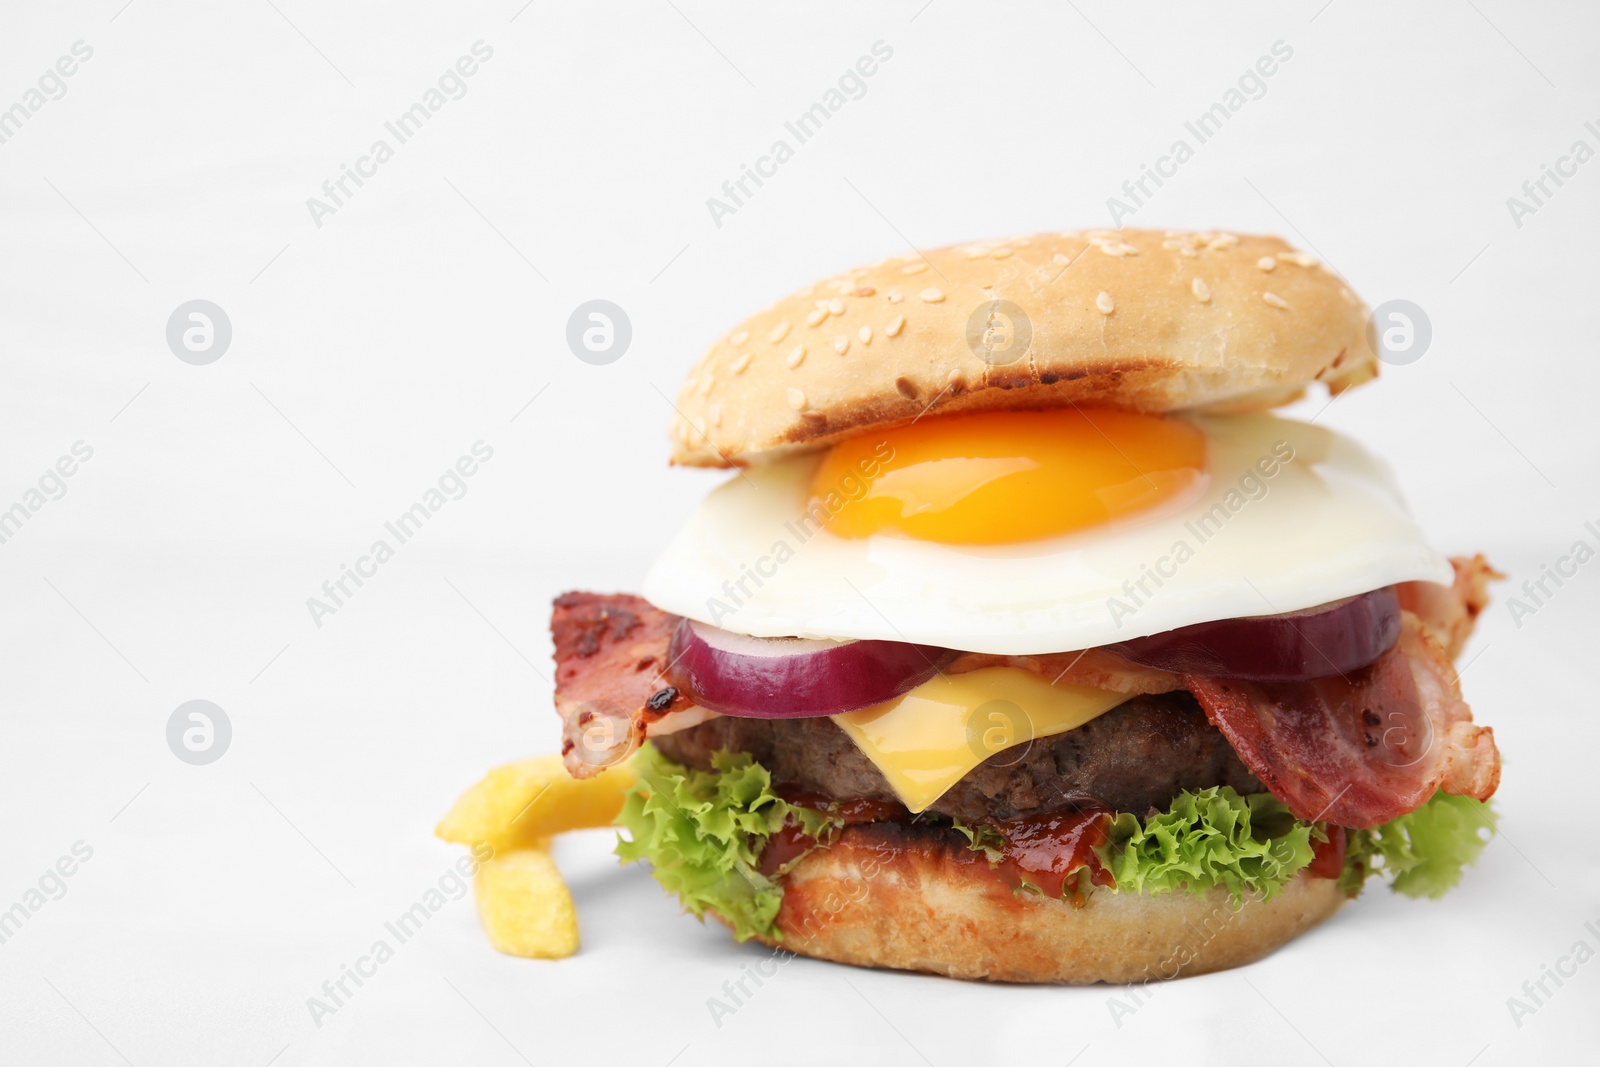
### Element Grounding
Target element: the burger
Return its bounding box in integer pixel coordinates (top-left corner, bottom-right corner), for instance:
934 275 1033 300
551 228 1501 983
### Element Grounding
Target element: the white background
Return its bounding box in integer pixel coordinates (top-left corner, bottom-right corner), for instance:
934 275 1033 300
2 2 1597 1064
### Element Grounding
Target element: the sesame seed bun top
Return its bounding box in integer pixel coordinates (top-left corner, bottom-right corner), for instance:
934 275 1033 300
669 229 1376 467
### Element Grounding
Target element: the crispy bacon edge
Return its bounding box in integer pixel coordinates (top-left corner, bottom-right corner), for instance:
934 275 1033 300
1398 554 1502 661
551 592 701 779
1184 613 1500 828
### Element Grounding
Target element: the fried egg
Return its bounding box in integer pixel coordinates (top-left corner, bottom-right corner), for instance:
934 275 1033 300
641 411 1451 655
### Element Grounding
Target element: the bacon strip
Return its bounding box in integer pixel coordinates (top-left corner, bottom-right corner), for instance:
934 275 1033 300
550 595 1186 779
1183 613 1499 829
551 593 700 778
552 562 1501 816
1397 554 1501 661
949 647 1183 696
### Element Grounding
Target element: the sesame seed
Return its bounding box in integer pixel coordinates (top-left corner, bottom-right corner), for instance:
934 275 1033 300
1095 291 1115 315
730 330 749 345
827 298 844 316
729 352 752 374
991 247 1013 259
833 335 850 355
1280 251 1317 267
786 388 807 411
1052 253 1072 266
697 374 715 395
901 263 928 275
1257 256 1276 272
920 288 945 303
887 290 904 304
895 376 918 400
708 403 723 427
1339 287 1357 305
1179 247 1198 257
805 307 828 328
1192 278 1211 302
947 369 965 389
1208 234 1240 249
850 285 876 297
786 345 806 368
1161 238 1186 250
886 314 905 337
1263 291 1290 309
769 322 791 344
858 325 873 344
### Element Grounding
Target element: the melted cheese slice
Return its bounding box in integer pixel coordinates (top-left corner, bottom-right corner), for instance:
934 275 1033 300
831 668 1128 813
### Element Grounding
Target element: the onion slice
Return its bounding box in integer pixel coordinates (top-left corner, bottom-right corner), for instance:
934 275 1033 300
665 619 956 718
1106 587 1402 681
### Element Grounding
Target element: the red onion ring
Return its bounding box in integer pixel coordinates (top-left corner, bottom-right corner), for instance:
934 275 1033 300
1106 587 1402 681
665 619 956 718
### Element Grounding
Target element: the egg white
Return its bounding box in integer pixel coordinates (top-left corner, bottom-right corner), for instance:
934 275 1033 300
641 413 1453 655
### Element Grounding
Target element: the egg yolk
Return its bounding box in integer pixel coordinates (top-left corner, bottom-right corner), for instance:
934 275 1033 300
810 408 1207 545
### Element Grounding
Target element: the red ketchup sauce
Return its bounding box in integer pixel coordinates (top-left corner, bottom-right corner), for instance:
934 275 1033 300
1308 825 1347 880
760 789 910 877
777 789 909 825
993 809 1116 905
758 823 815 878
761 789 1118 901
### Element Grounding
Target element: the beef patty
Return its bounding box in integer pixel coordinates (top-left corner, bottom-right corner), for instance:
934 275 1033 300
651 691 1263 823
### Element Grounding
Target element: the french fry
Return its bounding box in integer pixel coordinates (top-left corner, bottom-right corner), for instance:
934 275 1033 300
439 753 631 959
474 849 580 959
435 755 635 850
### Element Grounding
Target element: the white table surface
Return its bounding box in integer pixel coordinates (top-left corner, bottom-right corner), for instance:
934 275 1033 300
2 2 1596 1064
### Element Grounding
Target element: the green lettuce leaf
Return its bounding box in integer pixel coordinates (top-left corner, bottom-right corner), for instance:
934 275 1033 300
1340 792 1496 898
947 815 1005 862
614 743 836 942
1099 786 1318 904
617 744 1497 942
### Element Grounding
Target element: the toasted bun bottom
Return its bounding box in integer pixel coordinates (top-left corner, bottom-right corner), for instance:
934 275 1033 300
727 822 1344 984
